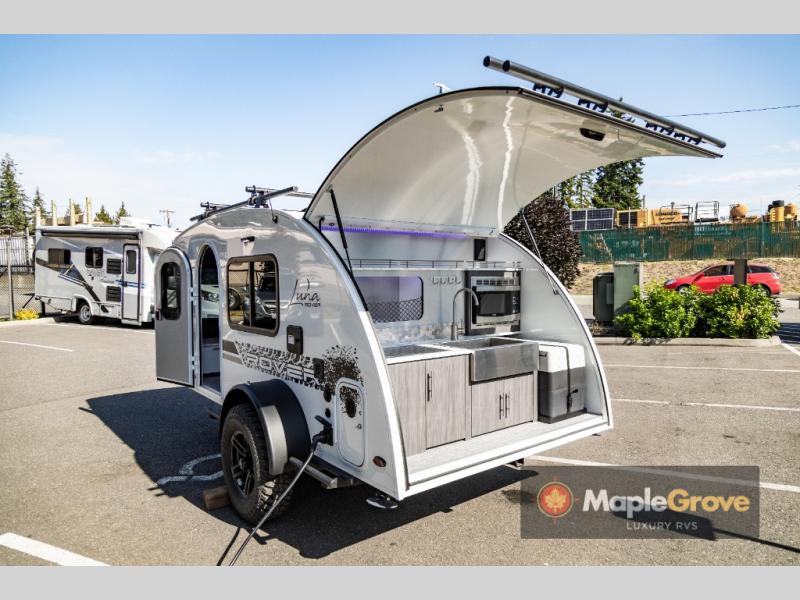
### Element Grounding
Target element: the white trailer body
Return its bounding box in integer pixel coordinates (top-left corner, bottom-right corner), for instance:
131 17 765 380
154 68 724 522
35 220 176 325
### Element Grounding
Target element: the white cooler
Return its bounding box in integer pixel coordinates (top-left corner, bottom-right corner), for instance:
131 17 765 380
537 342 586 423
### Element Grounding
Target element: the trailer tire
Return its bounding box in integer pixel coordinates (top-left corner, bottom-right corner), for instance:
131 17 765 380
76 301 96 325
221 403 295 525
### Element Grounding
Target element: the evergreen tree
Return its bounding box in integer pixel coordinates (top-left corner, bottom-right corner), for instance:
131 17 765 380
503 189 582 288
30 187 49 226
64 201 84 222
0 154 29 232
114 201 130 224
592 158 644 209
559 170 596 208
94 204 113 224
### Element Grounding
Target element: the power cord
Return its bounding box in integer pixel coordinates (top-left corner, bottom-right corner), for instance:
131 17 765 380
227 416 332 566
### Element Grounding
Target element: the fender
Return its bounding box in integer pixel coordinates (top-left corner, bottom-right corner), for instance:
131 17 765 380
220 380 310 476
72 294 94 313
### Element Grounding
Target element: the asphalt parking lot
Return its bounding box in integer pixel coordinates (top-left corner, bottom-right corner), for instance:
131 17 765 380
1 314 799 566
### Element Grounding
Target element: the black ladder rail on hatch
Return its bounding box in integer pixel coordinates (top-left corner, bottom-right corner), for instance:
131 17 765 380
483 56 726 150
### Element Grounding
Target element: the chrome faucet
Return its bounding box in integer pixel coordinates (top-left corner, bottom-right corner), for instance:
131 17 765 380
451 287 479 340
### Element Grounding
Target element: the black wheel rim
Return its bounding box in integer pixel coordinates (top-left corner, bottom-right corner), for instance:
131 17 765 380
230 432 255 496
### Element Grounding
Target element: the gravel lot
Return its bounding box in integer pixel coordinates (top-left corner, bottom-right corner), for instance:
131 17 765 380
0 318 798 565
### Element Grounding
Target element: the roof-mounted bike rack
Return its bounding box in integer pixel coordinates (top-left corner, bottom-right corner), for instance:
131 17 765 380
189 186 313 222
483 56 726 150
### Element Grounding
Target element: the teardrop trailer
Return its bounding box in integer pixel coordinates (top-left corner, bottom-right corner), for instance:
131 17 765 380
154 57 726 529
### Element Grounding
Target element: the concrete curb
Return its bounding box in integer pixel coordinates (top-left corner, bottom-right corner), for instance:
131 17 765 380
0 317 58 328
593 335 782 347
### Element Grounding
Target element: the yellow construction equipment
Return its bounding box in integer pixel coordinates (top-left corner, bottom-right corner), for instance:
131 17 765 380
615 205 691 228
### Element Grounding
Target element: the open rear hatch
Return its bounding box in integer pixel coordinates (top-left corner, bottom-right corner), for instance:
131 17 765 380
305 70 722 234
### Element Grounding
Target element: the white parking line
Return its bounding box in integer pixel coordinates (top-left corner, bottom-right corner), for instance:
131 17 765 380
783 343 800 357
47 323 153 334
605 363 800 373
614 397 800 413
527 456 800 494
0 532 106 566
0 340 73 352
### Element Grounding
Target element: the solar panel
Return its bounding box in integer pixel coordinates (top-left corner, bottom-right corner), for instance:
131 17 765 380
570 207 615 231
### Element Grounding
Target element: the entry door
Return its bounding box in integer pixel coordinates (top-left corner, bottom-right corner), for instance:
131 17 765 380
155 248 194 386
121 244 140 321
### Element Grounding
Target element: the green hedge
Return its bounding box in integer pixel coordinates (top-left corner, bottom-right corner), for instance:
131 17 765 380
614 284 780 340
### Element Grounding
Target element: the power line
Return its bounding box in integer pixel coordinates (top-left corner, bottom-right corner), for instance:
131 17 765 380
665 104 800 117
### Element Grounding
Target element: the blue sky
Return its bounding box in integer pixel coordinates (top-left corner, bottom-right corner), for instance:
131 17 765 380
1 35 799 228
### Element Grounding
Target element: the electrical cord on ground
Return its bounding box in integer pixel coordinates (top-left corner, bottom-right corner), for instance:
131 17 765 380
227 419 331 566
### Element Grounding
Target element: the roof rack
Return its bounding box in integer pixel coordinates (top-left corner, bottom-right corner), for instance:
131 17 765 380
189 186 313 222
483 56 726 150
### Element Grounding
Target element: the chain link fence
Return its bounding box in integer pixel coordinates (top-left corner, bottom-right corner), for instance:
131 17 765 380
579 221 800 263
0 233 48 321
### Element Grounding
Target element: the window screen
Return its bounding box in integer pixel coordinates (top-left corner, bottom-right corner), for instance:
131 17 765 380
356 276 423 322
227 256 279 335
125 249 137 274
227 262 249 328
160 262 181 320
47 249 71 267
252 259 278 332
85 247 103 268
106 258 122 275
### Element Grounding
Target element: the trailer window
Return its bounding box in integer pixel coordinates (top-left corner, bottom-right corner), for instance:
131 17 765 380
47 249 71 268
161 262 181 320
125 250 137 274
252 259 278 332
227 262 249 328
356 276 423 322
85 247 103 268
227 255 279 335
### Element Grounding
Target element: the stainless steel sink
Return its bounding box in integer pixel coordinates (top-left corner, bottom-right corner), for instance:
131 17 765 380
383 344 450 359
440 336 523 350
439 336 538 382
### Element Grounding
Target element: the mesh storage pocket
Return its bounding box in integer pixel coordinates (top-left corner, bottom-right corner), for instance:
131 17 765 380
368 297 423 323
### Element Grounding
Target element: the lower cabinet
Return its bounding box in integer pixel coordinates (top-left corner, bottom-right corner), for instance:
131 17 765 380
388 355 468 455
471 374 535 437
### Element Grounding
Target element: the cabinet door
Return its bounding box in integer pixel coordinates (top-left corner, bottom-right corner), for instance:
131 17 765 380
387 361 427 456
425 355 468 448
505 374 535 426
471 379 505 436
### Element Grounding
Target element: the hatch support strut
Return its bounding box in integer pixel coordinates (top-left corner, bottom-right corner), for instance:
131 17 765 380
329 188 354 276
520 209 559 296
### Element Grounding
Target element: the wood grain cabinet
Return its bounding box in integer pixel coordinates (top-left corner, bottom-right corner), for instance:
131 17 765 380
388 355 468 455
471 374 535 437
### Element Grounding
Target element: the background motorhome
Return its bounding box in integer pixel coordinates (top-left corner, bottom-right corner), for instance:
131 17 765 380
35 215 176 325
154 59 724 529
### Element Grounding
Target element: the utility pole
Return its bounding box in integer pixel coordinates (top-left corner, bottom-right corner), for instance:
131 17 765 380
159 209 175 228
